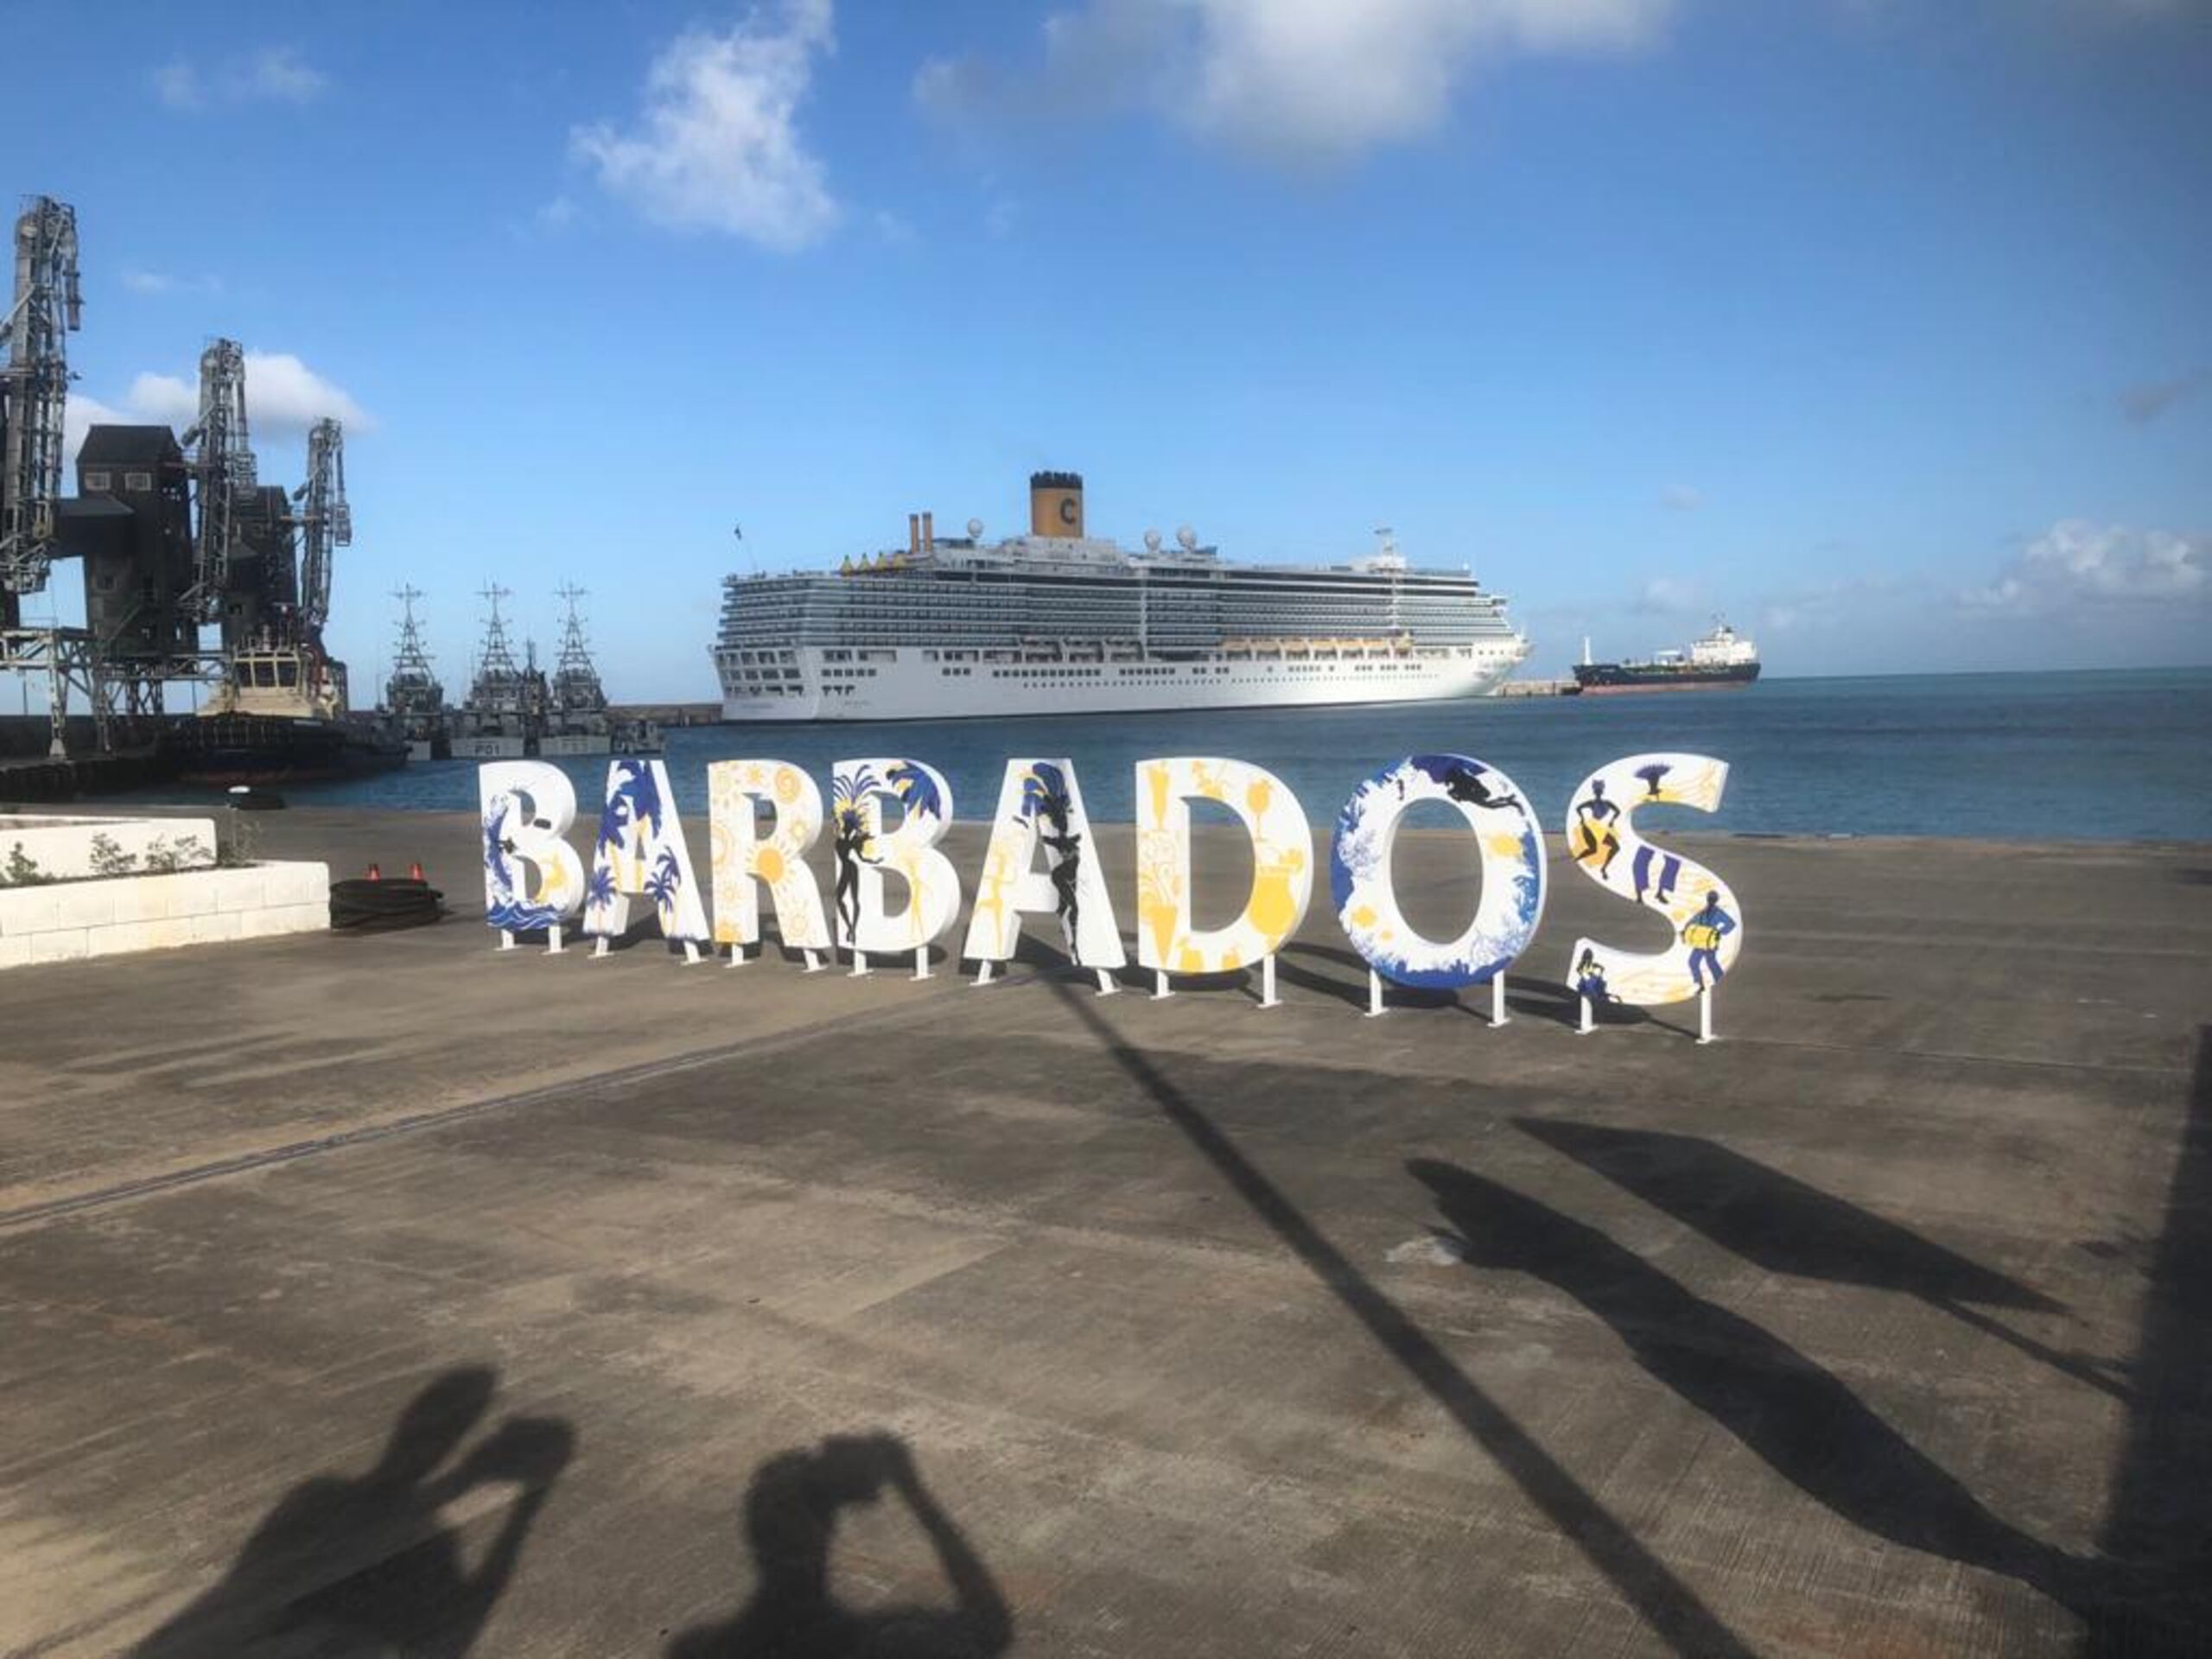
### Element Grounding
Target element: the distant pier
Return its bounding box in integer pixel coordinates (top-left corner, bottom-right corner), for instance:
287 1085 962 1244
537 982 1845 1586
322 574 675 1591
1494 676 1582 697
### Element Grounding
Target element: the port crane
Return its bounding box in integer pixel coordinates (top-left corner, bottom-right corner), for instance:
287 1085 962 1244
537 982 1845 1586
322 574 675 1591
0 196 114 754
1 196 80 607
180 337 254 626
4 200 359 754
291 416 349 641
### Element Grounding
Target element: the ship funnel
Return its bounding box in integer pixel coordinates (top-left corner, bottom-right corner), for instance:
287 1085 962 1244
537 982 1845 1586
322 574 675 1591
921 511 934 551
1030 470 1084 537
907 512 921 556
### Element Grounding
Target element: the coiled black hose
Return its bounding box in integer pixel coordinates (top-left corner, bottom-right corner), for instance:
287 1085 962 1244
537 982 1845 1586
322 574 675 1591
328 877 444 931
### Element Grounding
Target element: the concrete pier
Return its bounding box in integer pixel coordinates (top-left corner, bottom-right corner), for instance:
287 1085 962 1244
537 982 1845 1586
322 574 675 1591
1 809 2207 1656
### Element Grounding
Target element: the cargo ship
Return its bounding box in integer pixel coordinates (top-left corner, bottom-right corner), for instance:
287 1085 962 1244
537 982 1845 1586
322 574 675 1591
713 471 1529 721
1572 620 1760 694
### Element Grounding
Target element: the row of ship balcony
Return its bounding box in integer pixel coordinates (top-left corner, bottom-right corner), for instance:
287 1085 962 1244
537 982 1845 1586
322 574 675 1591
718 635 1482 666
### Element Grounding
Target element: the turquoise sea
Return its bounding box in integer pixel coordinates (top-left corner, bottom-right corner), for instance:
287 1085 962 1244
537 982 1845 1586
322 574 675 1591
123 668 2212 842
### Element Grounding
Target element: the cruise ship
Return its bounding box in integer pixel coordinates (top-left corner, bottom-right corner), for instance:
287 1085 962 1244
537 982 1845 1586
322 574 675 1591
713 473 1529 721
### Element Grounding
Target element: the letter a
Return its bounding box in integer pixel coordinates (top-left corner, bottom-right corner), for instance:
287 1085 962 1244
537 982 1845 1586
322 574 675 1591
585 758 711 949
963 759 1125 969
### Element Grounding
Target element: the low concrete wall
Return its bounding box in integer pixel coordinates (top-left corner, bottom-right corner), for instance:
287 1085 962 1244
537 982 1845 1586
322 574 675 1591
0 861 329 969
0 813 218 880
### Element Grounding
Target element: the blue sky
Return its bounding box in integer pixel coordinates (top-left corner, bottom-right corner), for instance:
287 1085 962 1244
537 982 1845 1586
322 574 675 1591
8 0 2208 697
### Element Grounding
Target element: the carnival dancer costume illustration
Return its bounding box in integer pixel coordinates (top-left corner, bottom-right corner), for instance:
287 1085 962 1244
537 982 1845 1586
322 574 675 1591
1631 845 1681 906
1017 764 1084 956
1683 892 1737 988
831 805 877 947
1573 779 1623 878
1573 948 1611 1007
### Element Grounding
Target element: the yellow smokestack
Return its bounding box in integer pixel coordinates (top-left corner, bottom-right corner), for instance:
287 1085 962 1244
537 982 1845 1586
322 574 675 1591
907 512 920 556
1029 471 1084 537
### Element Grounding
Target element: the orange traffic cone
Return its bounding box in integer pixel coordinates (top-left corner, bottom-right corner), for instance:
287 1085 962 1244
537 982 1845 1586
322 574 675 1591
409 861 424 880
366 862 381 880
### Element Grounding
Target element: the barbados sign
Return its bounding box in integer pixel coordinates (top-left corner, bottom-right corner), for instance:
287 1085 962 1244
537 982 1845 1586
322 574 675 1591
480 749 1745 1037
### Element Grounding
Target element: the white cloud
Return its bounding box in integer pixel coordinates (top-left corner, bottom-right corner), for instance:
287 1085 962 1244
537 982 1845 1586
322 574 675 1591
2119 370 2207 424
918 0 1677 162
247 46 327 104
1961 520 2207 614
1659 483 1705 512
80 353 371 447
63 394 127 465
154 46 327 111
572 0 840 250
1632 574 1705 614
153 60 204 111
118 268 222 297
122 372 199 428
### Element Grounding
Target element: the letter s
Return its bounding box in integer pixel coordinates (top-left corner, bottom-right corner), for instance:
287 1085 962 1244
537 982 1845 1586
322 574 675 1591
1564 753 1742 1006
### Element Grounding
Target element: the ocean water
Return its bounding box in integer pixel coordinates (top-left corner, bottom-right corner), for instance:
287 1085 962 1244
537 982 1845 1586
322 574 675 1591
121 668 2212 842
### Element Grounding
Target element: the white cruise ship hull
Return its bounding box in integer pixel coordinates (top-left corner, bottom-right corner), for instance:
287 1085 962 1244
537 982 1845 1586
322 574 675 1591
720 641 1527 723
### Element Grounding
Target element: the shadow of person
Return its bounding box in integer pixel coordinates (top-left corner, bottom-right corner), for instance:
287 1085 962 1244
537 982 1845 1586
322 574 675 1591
670 1433 1011 1659
132 1364 575 1658
1407 1159 2101 1621
1514 1120 2128 1401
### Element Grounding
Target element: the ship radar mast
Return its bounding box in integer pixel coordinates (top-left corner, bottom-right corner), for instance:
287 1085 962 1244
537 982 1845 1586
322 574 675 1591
475 582 520 679
551 582 607 715
1356 525 1407 575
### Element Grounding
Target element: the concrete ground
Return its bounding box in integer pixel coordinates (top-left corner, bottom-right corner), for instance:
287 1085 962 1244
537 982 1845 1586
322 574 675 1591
1 808 2208 1656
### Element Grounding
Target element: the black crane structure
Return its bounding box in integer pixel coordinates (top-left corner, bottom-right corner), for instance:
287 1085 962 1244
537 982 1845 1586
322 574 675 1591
1 193 358 752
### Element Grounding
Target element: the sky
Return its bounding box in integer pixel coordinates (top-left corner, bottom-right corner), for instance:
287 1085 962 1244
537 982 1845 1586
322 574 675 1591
6 0 2209 697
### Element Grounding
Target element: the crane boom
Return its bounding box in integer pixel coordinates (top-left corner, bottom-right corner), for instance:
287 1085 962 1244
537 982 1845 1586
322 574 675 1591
292 416 348 633
181 337 253 624
1 195 83 600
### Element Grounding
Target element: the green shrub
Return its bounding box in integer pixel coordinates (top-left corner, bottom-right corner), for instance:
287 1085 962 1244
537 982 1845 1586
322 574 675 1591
2 842 48 887
88 832 138 877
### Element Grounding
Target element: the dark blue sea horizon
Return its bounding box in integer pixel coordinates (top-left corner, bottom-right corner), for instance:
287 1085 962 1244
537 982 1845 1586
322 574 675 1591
117 666 2212 842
